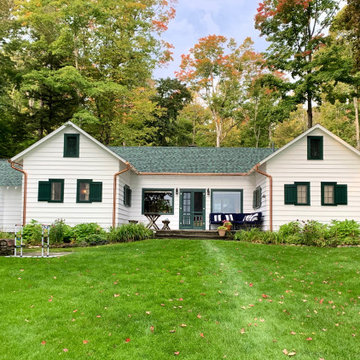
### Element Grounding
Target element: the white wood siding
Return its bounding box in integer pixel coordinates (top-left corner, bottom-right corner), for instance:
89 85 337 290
116 167 135 226
0 186 22 232
254 165 269 230
23 127 119 229
125 175 256 230
267 128 360 231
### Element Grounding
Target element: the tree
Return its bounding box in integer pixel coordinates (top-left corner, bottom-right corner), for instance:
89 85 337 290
149 78 192 146
255 0 339 128
176 36 258 147
316 7 360 147
0 0 176 151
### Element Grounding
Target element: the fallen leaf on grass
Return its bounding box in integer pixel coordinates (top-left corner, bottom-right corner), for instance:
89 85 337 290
290 331 296 335
174 351 180 355
41 341 46 345
306 337 312 341
96 315 101 318
169 330 176 333
240 328 245 334
125 338 131 343
63 349 68 352
73 309 78 313
150 326 154 332
180 324 187 327
83 340 88 344
197 314 202 319
146 311 151 315
200 333 204 338
249 283 253 287
114 294 120 297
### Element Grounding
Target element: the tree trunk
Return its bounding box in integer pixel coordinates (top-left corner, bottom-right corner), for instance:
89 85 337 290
307 91 313 129
214 112 222 147
354 96 360 149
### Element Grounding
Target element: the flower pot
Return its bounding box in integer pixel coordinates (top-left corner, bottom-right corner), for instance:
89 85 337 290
218 229 226 237
225 225 232 231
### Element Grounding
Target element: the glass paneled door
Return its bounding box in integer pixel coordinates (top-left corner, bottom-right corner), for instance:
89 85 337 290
179 189 206 230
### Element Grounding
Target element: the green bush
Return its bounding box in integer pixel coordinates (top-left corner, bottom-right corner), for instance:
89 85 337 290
49 219 74 244
301 220 329 246
0 232 13 239
329 220 360 244
86 233 109 246
278 221 302 242
108 223 153 243
72 223 105 243
21 220 43 245
234 228 263 242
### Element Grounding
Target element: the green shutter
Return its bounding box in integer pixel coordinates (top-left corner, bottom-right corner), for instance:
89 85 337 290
335 184 347 205
123 185 131 207
284 184 296 205
90 182 102 202
38 181 51 201
64 134 80 157
253 187 262 209
127 188 132 207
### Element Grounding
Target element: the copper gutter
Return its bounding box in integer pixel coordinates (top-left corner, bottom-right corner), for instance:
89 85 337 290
8 160 28 226
112 162 131 228
254 164 273 232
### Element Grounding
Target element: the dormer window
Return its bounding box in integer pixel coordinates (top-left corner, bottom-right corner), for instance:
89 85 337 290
64 134 79 157
307 136 323 160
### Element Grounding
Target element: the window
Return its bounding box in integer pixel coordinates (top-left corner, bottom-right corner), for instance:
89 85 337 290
123 185 132 207
253 187 262 209
211 190 243 213
77 179 102 203
142 189 174 214
38 179 64 202
284 182 310 205
321 182 347 206
307 136 323 160
64 134 80 157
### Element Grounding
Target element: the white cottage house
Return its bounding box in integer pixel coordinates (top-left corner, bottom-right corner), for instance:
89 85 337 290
1 121 360 233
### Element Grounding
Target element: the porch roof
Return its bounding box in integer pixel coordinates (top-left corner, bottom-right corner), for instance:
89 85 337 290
0 160 22 186
109 146 275 174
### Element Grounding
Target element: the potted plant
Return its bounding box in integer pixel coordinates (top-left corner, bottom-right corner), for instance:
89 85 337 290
223 220 232 231
217 226 227 237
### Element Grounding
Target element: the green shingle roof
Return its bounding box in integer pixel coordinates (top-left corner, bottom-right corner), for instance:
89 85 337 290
0 160 22 186
109 147 275 173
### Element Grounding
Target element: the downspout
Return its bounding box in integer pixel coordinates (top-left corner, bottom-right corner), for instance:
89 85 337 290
8 160 28 226
112 162 131 228
254 164 273 232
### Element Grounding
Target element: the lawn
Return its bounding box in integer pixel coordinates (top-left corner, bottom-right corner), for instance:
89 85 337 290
0 240 359 360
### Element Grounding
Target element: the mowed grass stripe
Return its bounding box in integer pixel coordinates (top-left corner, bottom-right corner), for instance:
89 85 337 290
0 240 359 359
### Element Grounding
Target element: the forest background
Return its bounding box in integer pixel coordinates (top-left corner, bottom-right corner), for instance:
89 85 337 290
0 0 359 157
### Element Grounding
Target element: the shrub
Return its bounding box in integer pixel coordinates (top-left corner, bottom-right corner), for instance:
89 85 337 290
234 228 263 242
0 232 13 239
301 220 329 246
86 233 109 246
72 223 105 243
329 220 360 244
49 219 74 244
108 223 153 243
21 220 43 245
278 221 301 242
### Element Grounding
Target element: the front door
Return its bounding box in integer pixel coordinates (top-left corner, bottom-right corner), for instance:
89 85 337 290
179 189 206 230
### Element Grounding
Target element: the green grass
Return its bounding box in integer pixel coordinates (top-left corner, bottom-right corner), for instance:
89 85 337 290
1 240 359 360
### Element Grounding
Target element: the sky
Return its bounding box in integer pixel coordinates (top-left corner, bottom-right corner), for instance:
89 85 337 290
153 0 269 79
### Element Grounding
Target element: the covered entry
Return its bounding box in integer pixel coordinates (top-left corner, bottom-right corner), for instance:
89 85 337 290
179 189 206 230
